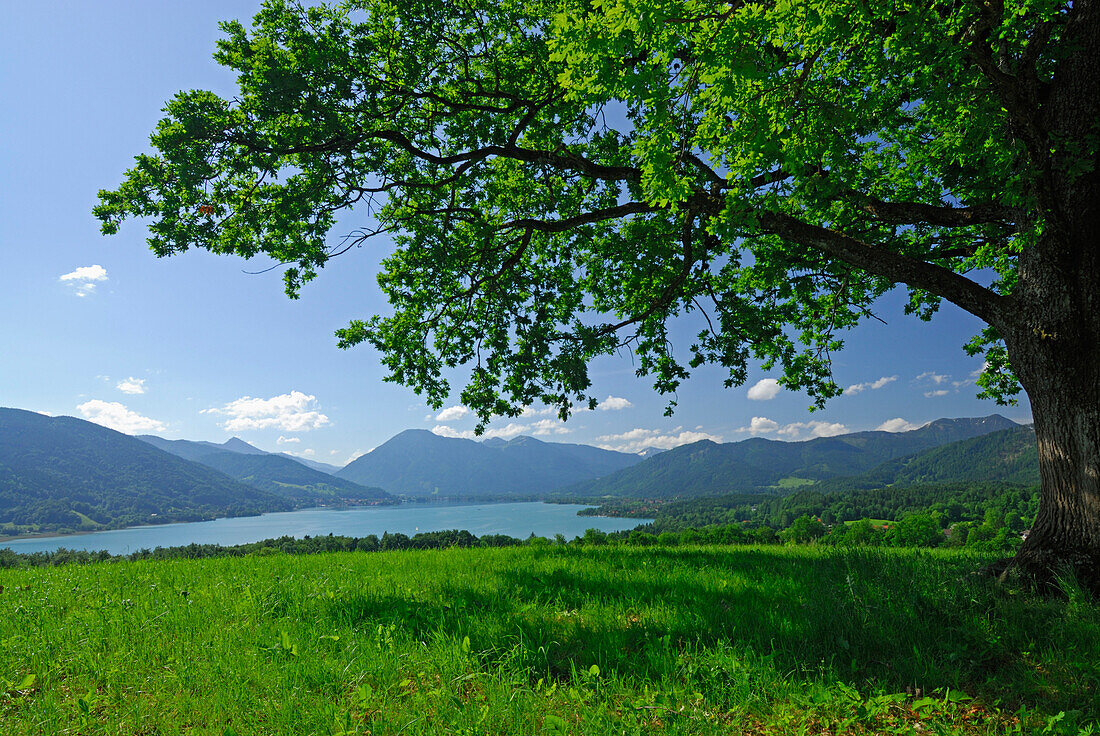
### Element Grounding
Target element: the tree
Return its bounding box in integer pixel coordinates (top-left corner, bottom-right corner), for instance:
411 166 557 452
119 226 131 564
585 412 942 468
888 512 943 548
95 0 1099 591
780 515 826 544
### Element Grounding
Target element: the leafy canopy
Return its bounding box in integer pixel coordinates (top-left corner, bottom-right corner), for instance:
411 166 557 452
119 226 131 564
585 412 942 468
97 0 1061 427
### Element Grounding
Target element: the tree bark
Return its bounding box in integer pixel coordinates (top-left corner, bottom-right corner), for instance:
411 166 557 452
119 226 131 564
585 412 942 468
1004 350 1100 593
1000 218 1100 594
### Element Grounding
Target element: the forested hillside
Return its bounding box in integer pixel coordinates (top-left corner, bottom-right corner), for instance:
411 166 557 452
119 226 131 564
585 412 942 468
0 408 290 535
812 425 1038 491
193 451 393 505
562 416 1018 498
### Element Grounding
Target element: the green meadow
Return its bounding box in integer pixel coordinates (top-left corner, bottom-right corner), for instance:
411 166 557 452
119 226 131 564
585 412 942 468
1 545 1097 735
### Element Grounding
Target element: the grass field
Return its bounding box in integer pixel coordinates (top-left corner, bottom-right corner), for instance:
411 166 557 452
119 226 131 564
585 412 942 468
1 545 1097 734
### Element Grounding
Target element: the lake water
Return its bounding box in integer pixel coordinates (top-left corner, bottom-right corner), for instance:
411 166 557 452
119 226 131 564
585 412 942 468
0 502 648 556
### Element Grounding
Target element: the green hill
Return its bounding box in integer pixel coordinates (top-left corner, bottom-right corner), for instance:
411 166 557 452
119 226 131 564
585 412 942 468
0 408 290 535
0 545 1093 733
561 415 1019 498
813 425 1038 491
192 451 393 505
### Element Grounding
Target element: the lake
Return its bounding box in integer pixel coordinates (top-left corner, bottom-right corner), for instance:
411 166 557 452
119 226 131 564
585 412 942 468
0 502 648 556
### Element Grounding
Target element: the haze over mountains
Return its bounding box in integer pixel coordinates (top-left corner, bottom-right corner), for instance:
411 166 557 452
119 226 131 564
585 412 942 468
138 435 341 474
137 436 391 505
1 404 1036 537
337 430 645 498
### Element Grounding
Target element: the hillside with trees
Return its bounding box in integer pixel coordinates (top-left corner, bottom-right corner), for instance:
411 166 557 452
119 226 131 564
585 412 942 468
812 425 1039 492
192 450 393 505
561 416 1017 498
0 408 289 536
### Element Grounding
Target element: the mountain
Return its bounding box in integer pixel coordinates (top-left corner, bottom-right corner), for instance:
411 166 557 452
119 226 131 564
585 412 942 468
274 454 342 474
0 408 290 535
136 435 261 463
560 415 1020 499
637 447 666 459
336 430 644 497
813 424 1039 491
189 451 392 505
219 437 267 455
138 435 343 475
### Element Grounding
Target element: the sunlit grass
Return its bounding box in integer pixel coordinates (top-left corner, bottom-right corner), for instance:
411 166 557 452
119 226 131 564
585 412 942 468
1 546 1096 734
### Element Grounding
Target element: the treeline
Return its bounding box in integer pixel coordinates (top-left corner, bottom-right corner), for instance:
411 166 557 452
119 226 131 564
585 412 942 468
0 529 528 569
0 505 272 539
581 482 1038 533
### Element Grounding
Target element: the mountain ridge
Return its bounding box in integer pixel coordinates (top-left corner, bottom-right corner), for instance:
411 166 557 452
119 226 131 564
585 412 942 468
337 429 644 497
190 450 393 505
558 415 1020 499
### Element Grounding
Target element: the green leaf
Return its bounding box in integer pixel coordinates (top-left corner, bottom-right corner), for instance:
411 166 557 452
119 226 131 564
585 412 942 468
543 714 568 733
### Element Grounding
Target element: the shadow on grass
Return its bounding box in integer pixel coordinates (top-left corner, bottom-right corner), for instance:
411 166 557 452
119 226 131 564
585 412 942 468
322 546 1098 715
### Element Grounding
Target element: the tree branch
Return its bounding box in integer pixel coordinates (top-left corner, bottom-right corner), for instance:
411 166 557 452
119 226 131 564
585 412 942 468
229 130 643 184
501 202 659 233
756 210 1010 326
846 193 1017 227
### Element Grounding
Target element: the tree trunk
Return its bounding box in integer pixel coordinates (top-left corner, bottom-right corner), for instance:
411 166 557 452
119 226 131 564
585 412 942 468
1000 226 1100 594
998 2 1100 592
1004 357 1100 593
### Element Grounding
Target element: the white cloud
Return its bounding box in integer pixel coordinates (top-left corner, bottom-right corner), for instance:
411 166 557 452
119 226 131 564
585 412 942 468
60 265 108 282
77 399 166 434
777 420 848 439
276 436 300 445
432 422 529 440
520 406 558 417
598 395 633 411
916 371 949 385
435 405 470 422
286 448 316 457
59 265 108 297
204 391 330 432
746 378 781 401
116 377 146 395
596 427 721 454
846 375 897 395
433 416 573 440
528 419 572 436
876 417 922 433
737 416 847 439
739 416 780 435
345 449 368 464
925 389 950 398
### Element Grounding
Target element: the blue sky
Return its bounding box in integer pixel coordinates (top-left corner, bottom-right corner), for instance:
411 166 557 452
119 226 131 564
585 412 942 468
0 1 1031 465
